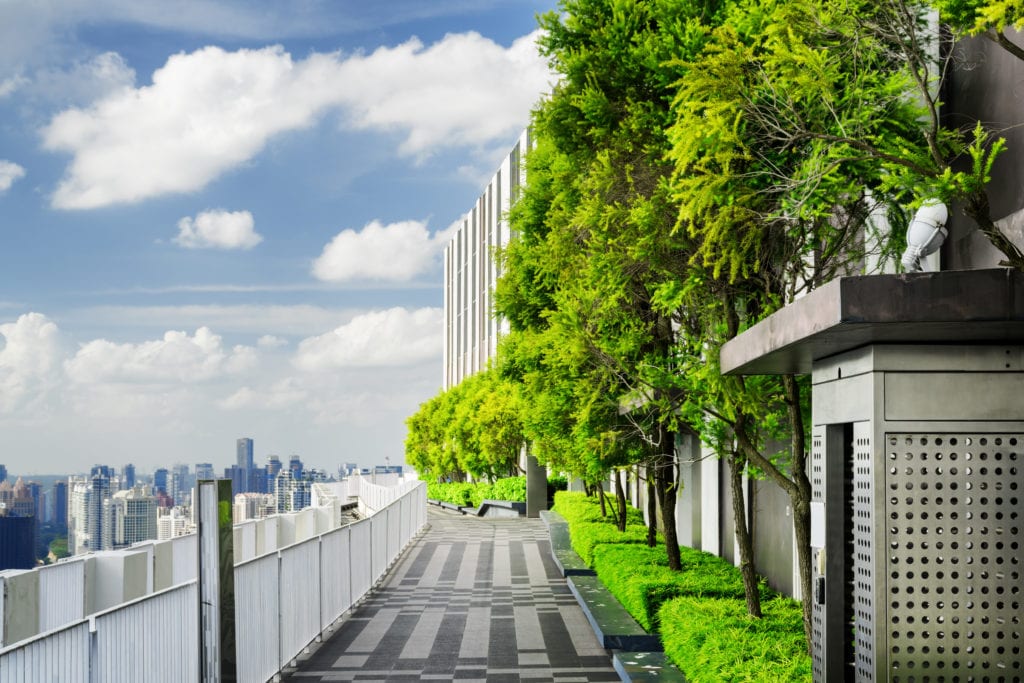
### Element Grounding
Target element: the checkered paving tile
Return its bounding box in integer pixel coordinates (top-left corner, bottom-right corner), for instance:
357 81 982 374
285 508 618 682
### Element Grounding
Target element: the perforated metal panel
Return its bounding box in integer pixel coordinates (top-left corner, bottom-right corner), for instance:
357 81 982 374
886 432 1024 682
812 428 825 681
853 423 875 680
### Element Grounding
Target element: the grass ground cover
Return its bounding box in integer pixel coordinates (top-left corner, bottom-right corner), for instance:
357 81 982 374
552 489 810 681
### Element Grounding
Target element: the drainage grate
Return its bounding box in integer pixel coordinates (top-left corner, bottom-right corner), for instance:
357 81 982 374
886 433 1023 682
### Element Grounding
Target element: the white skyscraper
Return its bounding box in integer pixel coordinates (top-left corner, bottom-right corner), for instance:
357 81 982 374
111 485 158 548
442 129 528 389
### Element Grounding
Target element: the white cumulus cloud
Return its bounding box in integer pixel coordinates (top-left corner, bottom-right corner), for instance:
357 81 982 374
41 33 551 209
0 161 26 193
294 307 441 370
311 219 450 283
65 327 257 384
0 313 64 413
333 30 550 156
174 209 262 250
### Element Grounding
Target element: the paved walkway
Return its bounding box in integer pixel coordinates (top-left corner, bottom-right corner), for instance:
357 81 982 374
287 507 618 682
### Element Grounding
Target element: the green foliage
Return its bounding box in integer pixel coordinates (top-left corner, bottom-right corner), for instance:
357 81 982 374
427 477 528 507
406 368 526 482
658 596 811 682
593 543 762 631
479 476 528 504
570 521 651 565
427 482 478 507
934 0 1024 34
552 490 644 525
553 490 650 563
48 535 69 560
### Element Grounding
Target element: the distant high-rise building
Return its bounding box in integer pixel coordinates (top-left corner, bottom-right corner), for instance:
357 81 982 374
169 464 190 506
0 464 7 483
153 468 168 495
0 511 36 570
26 481 43 519
274 469 293 513
288 455 303 480
237 438 254 493
111 485 157 548
266 455 282 479
195 463 215 481
123 463 136 489
85 473 111 552
53 481 68 533
290 479 311 511
90 464 114 479
226 465 245 496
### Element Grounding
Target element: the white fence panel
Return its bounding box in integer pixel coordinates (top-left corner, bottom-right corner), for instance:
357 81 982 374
0 620 89 683
92 583 197 683
235 553 280 683
349 519 372 602
319 527 352 631
171 534 197 585
278 539 321 668
400 496 412 548
370 515 388 584
386 506 400 563
38 561 85 633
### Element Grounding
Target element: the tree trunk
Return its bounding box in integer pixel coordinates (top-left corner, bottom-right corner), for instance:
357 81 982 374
645 466 658 547
614 469 628 532
728 440 762 618
783 374 814 651
598 480 607 517
654 424 681 571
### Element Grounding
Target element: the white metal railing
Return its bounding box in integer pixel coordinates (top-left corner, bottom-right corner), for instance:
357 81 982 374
0 480 427 683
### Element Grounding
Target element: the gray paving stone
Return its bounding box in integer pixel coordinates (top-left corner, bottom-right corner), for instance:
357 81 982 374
285 508 618 683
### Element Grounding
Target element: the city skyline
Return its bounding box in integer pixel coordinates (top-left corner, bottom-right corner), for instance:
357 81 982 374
0 1 555 474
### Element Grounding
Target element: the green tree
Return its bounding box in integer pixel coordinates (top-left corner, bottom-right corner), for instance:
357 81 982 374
934 0 1024 61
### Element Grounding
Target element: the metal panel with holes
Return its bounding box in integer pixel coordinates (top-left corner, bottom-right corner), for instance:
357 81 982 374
884 432 1023 682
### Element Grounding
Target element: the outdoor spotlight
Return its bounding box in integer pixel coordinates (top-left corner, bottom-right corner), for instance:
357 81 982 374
900 199 949 272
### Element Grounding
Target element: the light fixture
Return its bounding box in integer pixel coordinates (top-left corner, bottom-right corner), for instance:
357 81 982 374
900 199 948 272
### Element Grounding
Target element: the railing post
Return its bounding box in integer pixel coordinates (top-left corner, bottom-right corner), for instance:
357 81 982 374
197 479 236 683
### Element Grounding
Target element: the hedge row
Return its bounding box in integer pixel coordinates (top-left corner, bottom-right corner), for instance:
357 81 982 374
658 597 811 682
552 489 811 681
427 476 530 507
591 543 769 631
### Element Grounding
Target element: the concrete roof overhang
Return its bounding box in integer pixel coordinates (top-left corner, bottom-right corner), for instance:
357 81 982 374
720 268 1024 375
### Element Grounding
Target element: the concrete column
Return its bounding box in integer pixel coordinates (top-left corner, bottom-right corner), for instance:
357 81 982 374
525 455 547 518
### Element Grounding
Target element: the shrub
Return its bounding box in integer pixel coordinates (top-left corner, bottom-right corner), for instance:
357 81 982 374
427 482 477 507
488 476 527 502
658 596 811 682
592 544 763 631
570 521 650 566
552 490 645 526
428 477 527 507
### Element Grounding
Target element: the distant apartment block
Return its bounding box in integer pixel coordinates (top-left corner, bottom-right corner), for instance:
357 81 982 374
442 129 529 389
110 485 158 548
156 507 192 540
233 492 275 523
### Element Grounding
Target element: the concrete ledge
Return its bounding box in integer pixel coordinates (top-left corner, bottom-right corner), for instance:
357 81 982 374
540 510 594 577
721 268 1024 375
567 575 661 652
613 652 687 682
427 498 525 517
471 499 526 518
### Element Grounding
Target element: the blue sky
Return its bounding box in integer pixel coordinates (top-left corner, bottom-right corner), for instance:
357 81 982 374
0 0 555 476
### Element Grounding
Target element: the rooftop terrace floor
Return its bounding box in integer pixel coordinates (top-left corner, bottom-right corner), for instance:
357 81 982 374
285 507 618 683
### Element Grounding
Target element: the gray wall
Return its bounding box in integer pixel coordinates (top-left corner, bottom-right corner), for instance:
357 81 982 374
752 478 795 596
946 30 1024 269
